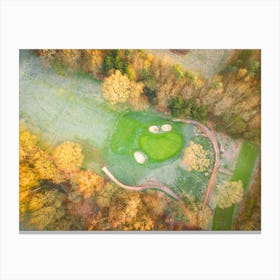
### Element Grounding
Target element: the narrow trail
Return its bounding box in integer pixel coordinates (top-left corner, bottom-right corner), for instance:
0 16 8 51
102 118 220 207
172 118 220 207
102 166 180 200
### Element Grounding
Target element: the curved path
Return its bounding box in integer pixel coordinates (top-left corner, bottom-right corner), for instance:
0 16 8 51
102 166 180 200
102 119 220 207
172 118 220 207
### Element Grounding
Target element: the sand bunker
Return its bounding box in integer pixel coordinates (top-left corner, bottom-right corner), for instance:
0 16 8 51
134 151 147 164
148 125 159 134
161 124 172 132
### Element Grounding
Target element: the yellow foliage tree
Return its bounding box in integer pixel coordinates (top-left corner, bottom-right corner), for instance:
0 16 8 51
20 164 40 191
81 50 104 76
34 150 62 183
128 80 145 109
237 68 248 79
20 128 65 193
185 201 213 230
182 141 210 172
56 49 81 70
101 70 144 107
53 141 84 173
126 64 137 81
126 50 153 81
214 180 244 209
108 191 142 229
107 190 158 231
27 189 66 230
123 212 155 231
19 130 39 162
20 189 31 215
71 169 104 199
95 182 118 208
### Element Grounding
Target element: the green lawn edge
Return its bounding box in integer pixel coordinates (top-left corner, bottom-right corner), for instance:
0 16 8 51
212 141 259 230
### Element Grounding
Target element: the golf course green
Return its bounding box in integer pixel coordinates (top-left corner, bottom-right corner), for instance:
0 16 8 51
110 111 184 163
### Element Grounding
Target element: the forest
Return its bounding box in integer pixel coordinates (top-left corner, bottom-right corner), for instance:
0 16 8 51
34 49 261 142
19 49 261 231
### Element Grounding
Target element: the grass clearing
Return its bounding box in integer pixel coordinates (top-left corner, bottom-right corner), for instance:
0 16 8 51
212 142 259 230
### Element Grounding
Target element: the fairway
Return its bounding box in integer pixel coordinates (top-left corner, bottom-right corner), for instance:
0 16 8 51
212 142 259 230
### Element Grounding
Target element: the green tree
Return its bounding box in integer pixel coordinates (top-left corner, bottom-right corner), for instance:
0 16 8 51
102 50 128 76
168 97 207 122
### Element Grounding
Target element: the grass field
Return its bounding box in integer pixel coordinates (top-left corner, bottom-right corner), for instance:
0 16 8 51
212 142 259 230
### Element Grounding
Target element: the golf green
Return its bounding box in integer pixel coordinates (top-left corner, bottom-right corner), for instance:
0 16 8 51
139 131 184 161
110 111 185 163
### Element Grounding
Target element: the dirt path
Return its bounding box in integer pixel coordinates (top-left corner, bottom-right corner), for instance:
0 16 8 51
173 118 220 208
102 166 180 200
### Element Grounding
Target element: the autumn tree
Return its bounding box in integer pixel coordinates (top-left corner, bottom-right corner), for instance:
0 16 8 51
53 141 84 173
213 180 244 209
101 70 144 108
55 49 81 70
108 191 142 229
95 182 119 208
185 201 213 230
26 188 66 230
19 129 39 162
20 164 40 191
182 141 211 172
34 49 57 68
71 169 104 199
125 50 153 81
80 50 104 77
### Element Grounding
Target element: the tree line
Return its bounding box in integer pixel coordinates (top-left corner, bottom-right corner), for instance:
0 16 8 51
34 49 261 143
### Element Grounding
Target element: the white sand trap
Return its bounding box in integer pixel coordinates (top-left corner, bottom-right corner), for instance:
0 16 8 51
161 124 172 132
134 151 146 164
149 125 159 134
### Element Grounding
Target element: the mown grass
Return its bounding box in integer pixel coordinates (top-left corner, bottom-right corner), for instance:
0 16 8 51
110 111 184 163
111 116 143 155
212 142 259 230
139 131 184 161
